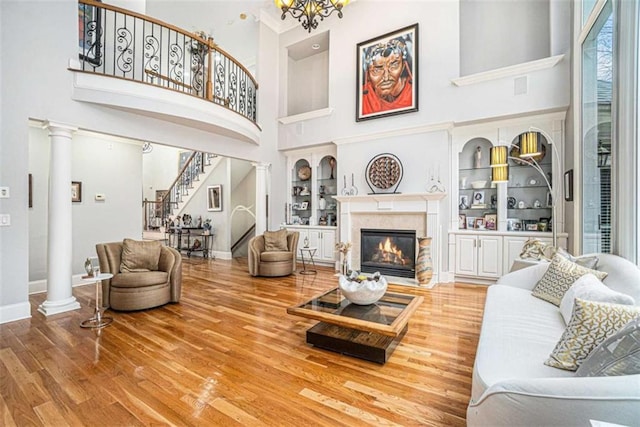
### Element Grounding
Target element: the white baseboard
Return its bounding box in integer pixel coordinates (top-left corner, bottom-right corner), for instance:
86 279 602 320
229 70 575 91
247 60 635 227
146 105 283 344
0 302 31 325
30 274 95 295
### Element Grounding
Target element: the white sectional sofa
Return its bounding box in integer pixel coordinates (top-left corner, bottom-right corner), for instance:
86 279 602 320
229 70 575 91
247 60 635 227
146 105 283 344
467 254 640 426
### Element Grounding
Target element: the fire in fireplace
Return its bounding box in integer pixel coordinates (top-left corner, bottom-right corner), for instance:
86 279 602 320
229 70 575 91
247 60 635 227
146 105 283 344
360 229 416 278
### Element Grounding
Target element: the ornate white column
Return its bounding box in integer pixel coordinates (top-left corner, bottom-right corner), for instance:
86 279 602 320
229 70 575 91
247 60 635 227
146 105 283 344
38 121 81 316
252 162 270 234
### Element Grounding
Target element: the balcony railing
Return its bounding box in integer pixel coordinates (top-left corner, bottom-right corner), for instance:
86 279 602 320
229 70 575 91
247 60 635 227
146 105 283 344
78 0 258 125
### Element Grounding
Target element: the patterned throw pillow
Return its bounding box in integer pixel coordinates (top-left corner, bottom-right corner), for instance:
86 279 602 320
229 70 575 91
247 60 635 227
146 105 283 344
555 247 599 270
559 273 635 324
545 298 640 371
263 229 289 252
532 254 608 306
576 317 640 377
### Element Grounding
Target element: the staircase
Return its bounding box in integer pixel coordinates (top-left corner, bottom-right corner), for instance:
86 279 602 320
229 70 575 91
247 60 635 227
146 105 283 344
143 151 221 239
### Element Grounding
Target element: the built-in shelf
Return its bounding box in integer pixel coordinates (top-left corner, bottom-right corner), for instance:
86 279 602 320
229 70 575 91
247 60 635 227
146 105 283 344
278 107 334 125
451 54 565 87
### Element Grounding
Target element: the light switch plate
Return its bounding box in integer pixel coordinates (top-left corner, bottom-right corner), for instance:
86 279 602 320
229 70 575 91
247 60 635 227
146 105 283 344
0 187 9 198
0 214 10 226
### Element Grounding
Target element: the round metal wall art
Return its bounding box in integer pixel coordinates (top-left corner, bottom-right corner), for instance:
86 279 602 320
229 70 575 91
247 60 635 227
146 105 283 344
365 153 403 194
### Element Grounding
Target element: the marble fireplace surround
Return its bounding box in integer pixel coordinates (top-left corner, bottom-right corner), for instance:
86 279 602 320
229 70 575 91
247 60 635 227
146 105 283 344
335 193 446 286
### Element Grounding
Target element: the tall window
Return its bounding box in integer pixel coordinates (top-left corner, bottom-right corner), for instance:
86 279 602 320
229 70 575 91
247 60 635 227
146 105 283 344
581 2 613 253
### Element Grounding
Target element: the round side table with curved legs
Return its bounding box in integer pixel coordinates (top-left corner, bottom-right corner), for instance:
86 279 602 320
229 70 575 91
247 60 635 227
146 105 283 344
299 247 318 275
80 273 114 329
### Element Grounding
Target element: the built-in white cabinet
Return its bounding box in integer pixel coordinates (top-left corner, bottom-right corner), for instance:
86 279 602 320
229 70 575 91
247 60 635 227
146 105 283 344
503 235 552 273
309 228 336 263
451 231 562 282
286 225 337 266
455 234 502 278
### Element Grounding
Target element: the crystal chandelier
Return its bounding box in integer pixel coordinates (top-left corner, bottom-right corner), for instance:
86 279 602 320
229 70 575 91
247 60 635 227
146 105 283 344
274 0 350 33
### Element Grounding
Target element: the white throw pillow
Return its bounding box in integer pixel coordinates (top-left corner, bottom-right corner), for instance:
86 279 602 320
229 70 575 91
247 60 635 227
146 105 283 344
559 274 635 324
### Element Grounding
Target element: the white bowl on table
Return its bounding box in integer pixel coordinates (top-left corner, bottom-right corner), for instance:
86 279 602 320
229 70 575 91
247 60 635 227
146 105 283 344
471 180 487 189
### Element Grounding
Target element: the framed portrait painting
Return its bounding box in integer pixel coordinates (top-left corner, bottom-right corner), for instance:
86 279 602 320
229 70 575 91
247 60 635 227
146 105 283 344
207 185 222 211
356 23 419 122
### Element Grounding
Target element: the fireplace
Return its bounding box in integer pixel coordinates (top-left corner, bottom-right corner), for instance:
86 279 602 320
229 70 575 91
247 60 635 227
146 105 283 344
360 229 416 278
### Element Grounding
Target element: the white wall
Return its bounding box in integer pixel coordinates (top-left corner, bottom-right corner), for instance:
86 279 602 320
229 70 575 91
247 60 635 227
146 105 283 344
460 0 551 75
142 144 182 202
230 159 256 257
28 126 143 282
276 0 569 151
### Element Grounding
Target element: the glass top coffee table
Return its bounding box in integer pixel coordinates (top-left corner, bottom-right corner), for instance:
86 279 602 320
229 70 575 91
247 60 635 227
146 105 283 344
287 288 423 363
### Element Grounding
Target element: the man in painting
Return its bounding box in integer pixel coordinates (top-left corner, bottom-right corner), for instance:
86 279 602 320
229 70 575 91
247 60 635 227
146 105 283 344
361 37 413 115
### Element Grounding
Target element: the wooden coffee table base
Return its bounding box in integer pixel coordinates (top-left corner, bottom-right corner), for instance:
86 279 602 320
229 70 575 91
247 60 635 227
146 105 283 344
306 322 408 364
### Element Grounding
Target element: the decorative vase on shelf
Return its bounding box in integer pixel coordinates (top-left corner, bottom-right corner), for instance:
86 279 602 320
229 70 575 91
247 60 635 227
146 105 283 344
318 196 327 210
416 237 433 285
340 255 349 275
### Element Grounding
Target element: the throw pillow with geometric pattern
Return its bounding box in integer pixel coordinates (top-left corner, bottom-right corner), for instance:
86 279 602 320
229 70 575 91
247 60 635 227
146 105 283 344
532 254 609 306
545 298 640 371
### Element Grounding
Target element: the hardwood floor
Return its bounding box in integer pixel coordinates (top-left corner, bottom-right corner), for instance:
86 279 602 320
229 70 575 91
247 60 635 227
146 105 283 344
0 258 487 426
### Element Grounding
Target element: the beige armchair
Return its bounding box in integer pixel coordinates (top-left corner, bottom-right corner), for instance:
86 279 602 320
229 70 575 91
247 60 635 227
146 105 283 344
248 230 299 277
95 239 182 311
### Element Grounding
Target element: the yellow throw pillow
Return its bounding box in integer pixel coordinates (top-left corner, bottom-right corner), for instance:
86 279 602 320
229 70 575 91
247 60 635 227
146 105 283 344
120 238 162 272
532 254 608 306
263 229 289 252
545 298 640 371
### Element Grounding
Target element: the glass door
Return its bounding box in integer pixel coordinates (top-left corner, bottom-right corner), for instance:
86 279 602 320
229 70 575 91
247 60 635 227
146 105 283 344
581 1 614 253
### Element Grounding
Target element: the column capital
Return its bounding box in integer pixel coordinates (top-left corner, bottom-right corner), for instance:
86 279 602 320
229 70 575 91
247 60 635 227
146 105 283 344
251 162 271 171
42 121 78 138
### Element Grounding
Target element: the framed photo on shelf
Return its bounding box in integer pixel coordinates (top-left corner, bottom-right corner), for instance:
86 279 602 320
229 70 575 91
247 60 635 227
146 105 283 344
356 23 419 122
526 223 539 231
467 216 478 229
474 218 485 229
484 214 497 230
459 195 470 210
300 201 309 210
458 214 467 229
546 191 553 207
71 181 82 203
472 191 485 205
207 185 222 211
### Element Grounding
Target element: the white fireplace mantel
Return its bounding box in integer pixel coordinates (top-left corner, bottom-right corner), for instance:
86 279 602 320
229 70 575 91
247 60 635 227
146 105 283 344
336 192 447 286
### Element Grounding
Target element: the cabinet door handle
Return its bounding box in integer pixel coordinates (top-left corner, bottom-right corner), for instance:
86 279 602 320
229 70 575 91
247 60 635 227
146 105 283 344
473 239 476 248
478 239 482 248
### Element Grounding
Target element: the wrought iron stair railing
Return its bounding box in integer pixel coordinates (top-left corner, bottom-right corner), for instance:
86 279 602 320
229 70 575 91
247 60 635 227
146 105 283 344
78 0 258 125
143 151 216 230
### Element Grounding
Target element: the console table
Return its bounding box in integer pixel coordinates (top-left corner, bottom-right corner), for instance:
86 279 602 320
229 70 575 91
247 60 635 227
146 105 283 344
166 227 214 258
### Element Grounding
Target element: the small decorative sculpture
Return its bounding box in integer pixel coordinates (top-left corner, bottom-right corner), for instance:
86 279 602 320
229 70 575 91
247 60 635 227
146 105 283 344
328 157 336 179
474 146 482 169
84 258 94 277
520 238 552 261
